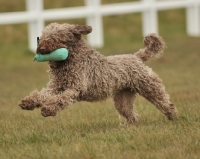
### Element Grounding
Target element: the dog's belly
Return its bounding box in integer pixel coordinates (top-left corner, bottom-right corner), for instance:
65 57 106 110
79 86 111 102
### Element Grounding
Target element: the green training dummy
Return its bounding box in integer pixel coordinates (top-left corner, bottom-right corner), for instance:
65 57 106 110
33 37 68 62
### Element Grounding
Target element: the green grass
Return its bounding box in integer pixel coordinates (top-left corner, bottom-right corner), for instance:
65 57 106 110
0 1 200 159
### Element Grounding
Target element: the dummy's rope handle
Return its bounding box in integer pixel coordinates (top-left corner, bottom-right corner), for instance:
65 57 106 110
37 37 39 46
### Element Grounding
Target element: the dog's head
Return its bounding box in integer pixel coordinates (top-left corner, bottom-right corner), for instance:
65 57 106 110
36 23 92 54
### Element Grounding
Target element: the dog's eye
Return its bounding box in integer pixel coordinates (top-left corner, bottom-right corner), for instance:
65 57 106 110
67 33 74 41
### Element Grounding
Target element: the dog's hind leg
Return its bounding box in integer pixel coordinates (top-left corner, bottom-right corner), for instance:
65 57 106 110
137 72 178 120
113 89 139 125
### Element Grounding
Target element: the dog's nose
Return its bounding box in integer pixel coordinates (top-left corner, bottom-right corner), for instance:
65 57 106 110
37 46 47 54
40 47 46 52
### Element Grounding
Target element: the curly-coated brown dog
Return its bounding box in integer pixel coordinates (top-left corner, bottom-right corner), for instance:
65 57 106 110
19 23 178 125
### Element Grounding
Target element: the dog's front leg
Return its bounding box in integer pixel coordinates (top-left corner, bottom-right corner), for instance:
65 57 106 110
19 87 52 111
41 89 79 117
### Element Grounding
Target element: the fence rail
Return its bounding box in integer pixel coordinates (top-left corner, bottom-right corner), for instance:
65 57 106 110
0 0 200 52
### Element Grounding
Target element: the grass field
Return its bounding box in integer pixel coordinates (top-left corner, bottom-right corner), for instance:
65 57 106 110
0 1 200 159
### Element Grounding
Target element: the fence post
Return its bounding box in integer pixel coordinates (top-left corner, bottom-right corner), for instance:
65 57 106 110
142 0 158 36
186 0 200 36
85 0 103 47
26 0 44 52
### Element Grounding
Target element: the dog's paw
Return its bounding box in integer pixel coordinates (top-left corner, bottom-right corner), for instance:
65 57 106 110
19 99 41 110
119 121 139 128
41 106 58 117
166 104 178 120
119 116 139 128
127 118 139 125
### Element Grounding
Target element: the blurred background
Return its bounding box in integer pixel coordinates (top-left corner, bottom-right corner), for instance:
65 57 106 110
0 0 199 120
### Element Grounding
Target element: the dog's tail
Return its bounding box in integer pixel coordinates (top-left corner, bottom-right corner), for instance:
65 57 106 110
135 33 166 62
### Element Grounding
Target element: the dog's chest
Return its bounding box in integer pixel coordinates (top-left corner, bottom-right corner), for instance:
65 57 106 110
50 65 84 91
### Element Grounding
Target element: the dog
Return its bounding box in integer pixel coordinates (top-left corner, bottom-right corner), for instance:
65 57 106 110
19 23 178 125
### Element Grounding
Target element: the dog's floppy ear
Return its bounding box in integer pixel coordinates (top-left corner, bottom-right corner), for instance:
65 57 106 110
71 25 92 35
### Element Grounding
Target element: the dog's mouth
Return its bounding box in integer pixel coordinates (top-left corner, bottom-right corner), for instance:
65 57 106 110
38 52 51 55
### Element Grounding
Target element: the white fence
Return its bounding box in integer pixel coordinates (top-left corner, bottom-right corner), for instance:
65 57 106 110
0 0 200 52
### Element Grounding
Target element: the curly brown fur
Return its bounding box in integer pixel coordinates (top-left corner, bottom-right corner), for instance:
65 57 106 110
19 23 178 124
